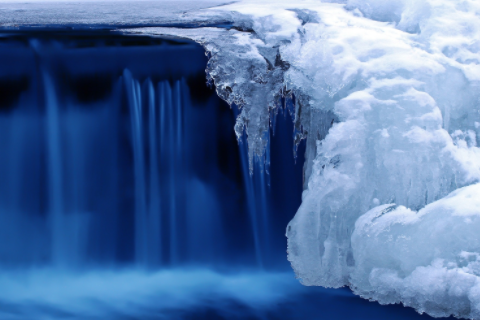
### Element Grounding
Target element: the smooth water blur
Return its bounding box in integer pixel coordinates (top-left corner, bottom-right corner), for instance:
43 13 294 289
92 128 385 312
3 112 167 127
0 30 275 269
0 268 441 320
0 30 438 319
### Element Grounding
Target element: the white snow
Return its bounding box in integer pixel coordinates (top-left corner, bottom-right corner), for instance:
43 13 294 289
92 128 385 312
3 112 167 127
6 0 480 318
0 1 230 26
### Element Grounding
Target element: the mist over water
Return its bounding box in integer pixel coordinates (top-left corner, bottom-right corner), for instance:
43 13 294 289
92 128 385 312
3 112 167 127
0 30 436 319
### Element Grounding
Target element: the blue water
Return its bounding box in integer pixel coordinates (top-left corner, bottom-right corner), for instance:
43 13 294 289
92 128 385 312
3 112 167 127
0 30 440 319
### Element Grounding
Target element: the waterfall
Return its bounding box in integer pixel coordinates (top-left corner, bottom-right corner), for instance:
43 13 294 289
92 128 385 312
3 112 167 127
0 23 442 320
0 31 304 272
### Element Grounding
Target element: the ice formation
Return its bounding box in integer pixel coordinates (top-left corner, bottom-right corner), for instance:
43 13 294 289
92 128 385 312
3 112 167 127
5 0 480 318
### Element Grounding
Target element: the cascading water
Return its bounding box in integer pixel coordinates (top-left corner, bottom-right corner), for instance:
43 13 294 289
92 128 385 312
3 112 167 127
0 30 300 270
0 30 436 319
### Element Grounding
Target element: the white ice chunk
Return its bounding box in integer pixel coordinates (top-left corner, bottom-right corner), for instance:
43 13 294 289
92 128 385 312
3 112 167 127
351 183 480 319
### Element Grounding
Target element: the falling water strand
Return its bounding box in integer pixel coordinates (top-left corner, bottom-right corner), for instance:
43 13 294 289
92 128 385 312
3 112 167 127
166 80 178 265
43 70 66 267
124 69 148 266
238 133 263 268
257 160 270 265
158 81 167 265
148 79 162 267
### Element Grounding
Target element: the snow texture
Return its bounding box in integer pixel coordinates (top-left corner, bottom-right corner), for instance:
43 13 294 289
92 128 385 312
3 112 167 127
0 1 230 27
6 0 480 318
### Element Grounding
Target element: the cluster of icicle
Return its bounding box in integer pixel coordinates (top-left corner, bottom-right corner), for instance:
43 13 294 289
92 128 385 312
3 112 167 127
128 0 480 318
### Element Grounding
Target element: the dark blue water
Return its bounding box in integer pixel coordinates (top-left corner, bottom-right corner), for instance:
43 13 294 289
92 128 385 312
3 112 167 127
0 30 439 320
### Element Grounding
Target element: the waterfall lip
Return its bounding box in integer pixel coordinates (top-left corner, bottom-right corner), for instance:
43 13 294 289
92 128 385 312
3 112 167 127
0 28 204 52
0 23 238 48
0 22 235 32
